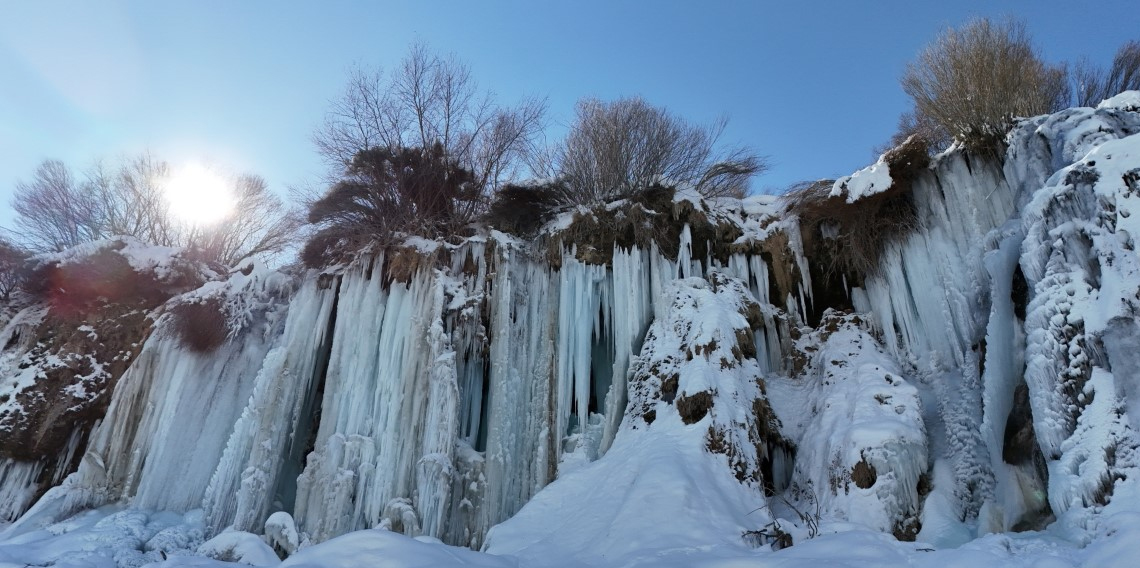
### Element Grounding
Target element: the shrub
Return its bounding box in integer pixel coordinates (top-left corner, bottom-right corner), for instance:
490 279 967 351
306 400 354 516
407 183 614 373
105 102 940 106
301 144 477 267
549 97 767 204
0 240 29 302
901 18 1069 153
485 182 564 236
169 297 229 353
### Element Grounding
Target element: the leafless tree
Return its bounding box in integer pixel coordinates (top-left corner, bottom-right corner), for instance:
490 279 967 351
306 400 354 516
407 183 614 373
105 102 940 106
11 160 104 252
550 97 767 203
0 239 29 301
86 153 177 246
1072 40 1140 107
313 43 546 200
10 155 300 266
190 174 303 266
901 18 1069 151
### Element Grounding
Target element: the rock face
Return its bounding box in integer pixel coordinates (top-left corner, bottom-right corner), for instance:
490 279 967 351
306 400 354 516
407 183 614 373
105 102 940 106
3 95 1140 553
0 238 217 522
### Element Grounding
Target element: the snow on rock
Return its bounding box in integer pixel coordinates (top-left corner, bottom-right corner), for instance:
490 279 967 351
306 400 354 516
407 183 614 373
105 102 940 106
264 512 300 557
1098 90 1140 112
1020 124 1140 518
197 530 280 566
782 311 926 539
831 156 893 203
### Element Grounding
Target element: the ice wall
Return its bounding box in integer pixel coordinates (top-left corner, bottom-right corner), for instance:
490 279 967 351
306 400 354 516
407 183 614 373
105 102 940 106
5 96 1139 554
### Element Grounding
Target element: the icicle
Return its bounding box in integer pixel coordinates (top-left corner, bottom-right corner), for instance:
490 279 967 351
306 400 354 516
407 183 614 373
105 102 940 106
202 277 339 535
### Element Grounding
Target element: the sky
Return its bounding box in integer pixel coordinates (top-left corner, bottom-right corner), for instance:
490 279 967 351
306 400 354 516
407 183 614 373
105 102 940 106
1 0 1137 233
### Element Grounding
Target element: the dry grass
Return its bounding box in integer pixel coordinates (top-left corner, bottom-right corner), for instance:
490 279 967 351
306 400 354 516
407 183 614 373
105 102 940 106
547 184 744 267
786 137 927 282
677 391 714 424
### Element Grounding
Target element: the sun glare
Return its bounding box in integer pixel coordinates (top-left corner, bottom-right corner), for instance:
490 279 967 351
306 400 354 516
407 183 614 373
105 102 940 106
163 163 237 225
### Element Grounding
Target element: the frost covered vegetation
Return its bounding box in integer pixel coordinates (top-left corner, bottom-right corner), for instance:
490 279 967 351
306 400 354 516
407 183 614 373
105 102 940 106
4 23 1140 568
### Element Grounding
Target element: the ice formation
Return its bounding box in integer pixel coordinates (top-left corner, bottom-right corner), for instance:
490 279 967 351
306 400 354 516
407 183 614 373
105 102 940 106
1 94 1140 567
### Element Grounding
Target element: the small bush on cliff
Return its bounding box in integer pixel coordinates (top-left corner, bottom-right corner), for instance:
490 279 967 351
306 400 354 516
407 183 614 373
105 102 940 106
301 144 478 267
901 17 1068 153
485 181 565 236
170 297 229 353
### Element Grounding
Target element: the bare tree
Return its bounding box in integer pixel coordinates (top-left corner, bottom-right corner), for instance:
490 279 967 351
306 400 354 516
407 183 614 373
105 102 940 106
86 153 177 246
1073 40 1140 107
192 174 302 266
10 155 299 266
551 97 767 203
11 160 104 252
313 43 545 201
901 18 1069 151
0 239 29 301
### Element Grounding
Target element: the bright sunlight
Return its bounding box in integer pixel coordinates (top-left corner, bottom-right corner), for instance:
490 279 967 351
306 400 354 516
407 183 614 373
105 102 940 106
163 163 237 225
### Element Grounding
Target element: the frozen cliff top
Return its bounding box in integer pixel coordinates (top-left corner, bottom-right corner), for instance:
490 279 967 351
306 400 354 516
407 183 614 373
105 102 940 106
1098 90 1140 112
830 156 893 203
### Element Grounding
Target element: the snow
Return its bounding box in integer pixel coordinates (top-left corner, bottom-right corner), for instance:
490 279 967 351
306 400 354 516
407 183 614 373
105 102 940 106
197 530 280 566
782 312 927 536
1097 90 1140 112
831 156 893 203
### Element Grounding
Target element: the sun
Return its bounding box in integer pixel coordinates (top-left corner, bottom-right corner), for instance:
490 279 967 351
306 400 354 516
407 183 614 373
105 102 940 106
163 163 237 225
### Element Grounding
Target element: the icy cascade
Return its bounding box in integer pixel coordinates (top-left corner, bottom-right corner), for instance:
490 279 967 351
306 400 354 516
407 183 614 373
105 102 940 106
3 265 291 535
848 149 1012 521
201 276 339 535
843 98 1140 533
485 272 778 566
1018 104 1140 518
291 253 460 543
476 241 558 546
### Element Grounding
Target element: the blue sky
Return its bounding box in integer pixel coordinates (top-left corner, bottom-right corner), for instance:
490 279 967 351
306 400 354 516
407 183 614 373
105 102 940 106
1 0 1137 231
